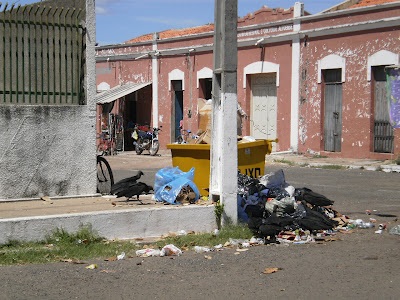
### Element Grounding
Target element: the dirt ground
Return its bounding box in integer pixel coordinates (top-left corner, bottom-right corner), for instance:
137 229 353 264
0 155 399 299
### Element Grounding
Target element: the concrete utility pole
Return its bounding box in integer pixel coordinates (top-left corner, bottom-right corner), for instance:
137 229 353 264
152 32 159 128
210 0 238 225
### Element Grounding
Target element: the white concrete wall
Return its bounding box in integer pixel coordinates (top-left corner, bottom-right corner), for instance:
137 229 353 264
0 106 97 199
0 0 97 200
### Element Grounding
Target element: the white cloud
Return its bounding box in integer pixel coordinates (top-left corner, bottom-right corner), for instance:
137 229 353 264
96 0 122 15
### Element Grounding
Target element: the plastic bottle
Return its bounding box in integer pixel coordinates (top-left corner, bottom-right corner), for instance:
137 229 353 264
357 222 375 229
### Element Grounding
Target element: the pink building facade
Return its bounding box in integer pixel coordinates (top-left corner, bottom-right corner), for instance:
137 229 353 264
95 1 400 160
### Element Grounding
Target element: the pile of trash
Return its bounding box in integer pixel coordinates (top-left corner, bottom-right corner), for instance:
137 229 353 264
237 169 347 243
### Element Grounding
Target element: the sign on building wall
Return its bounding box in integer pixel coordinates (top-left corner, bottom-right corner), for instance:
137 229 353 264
386 66 400 129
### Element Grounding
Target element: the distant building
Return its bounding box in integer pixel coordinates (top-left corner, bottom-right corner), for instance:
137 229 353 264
95 0 400 160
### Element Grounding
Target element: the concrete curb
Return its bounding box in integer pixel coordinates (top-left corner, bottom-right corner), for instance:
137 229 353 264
0 205 216 244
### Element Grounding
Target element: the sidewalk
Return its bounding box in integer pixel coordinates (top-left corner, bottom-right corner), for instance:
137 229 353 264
265 152 400 173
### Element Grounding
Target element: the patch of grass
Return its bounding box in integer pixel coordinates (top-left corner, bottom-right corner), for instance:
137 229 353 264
0 224 138 265
273 159 296 166
317 164 346 170
0 223 254 265
311 155 328 159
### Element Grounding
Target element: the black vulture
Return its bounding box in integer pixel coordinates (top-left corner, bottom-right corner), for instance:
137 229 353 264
111 170 144 195
114 181 153 203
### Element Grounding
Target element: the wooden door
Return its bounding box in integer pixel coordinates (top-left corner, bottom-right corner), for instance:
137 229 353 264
324 69 342 152
251 74 277 150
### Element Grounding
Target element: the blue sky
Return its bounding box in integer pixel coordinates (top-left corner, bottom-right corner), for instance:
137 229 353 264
14 0 345 45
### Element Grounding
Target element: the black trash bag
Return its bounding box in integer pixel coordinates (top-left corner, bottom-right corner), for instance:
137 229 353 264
295 217 334 231
304 205 338 228
295 187 334 207
263 214 295 228
267 187 291 200
245 204 267 219
237 171 260 196
258 224 283 238
292 203 338 231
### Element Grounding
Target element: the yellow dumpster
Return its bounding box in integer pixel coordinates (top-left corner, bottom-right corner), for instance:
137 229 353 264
167 139 276 196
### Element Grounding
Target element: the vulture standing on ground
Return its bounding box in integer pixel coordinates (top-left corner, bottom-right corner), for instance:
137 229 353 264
111 170 153 203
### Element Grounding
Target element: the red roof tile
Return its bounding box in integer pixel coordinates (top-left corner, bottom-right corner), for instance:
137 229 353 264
125 6 293 44
350 0 398 8
126 25 214 44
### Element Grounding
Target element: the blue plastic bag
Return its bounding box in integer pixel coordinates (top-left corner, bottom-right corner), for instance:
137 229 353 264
154 167 194 192
154 167 200 204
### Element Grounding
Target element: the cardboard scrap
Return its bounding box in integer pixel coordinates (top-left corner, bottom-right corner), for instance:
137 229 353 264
262 267 283 274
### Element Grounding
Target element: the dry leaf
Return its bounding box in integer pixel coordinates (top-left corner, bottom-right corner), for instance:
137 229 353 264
262 267 282 274
104 256 117 262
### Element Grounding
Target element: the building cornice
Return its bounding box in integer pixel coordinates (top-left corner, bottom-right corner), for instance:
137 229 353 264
96 4 400 62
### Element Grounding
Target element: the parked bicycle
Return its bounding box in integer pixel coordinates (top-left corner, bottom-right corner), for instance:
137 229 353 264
97 132 116 156
96 154 114 195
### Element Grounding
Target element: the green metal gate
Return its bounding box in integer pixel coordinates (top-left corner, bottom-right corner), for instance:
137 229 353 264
0 2 85 105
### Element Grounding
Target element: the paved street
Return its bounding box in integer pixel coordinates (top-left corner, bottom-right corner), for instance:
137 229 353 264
0 161 399 299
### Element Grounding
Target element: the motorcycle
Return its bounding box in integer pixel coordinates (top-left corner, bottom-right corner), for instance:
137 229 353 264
132 125 162 156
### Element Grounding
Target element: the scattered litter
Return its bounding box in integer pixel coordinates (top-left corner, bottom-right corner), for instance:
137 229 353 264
350 219 375 229
104 256 117 262
194 246 211 253
389 224 400 235
85 264 98 269
161 244 182 256
117 252 125 260
262 267 282 274
214 244 223 250
136 248 162 257
204 255 212 260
